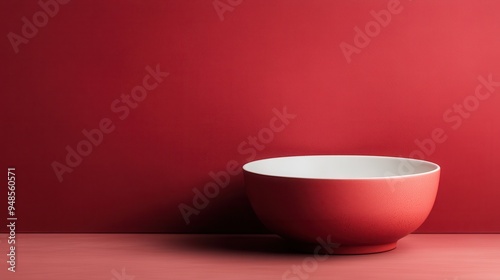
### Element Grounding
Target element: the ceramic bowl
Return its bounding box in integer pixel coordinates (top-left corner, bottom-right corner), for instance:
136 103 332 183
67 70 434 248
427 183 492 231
243 155 440 254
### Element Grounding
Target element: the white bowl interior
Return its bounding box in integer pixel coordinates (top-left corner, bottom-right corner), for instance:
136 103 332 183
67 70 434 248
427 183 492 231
243 155 440 179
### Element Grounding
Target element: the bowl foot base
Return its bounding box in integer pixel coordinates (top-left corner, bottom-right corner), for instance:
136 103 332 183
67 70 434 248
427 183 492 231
292 241 397 255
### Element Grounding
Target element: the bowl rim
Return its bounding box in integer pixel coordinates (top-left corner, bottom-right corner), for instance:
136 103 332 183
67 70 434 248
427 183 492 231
242 155 440 180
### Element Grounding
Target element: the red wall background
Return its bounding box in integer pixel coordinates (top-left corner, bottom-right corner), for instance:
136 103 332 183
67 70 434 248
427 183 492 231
1 0 500 233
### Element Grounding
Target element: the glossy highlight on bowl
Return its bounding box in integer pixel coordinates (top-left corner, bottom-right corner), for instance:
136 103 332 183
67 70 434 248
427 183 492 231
243 155 440 254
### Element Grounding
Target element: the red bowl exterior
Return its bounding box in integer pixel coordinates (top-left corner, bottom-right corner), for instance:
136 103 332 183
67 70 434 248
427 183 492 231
244 169 440 254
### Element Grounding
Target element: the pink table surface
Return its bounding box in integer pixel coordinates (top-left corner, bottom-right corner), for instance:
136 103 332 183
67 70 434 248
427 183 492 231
1 234 499 280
